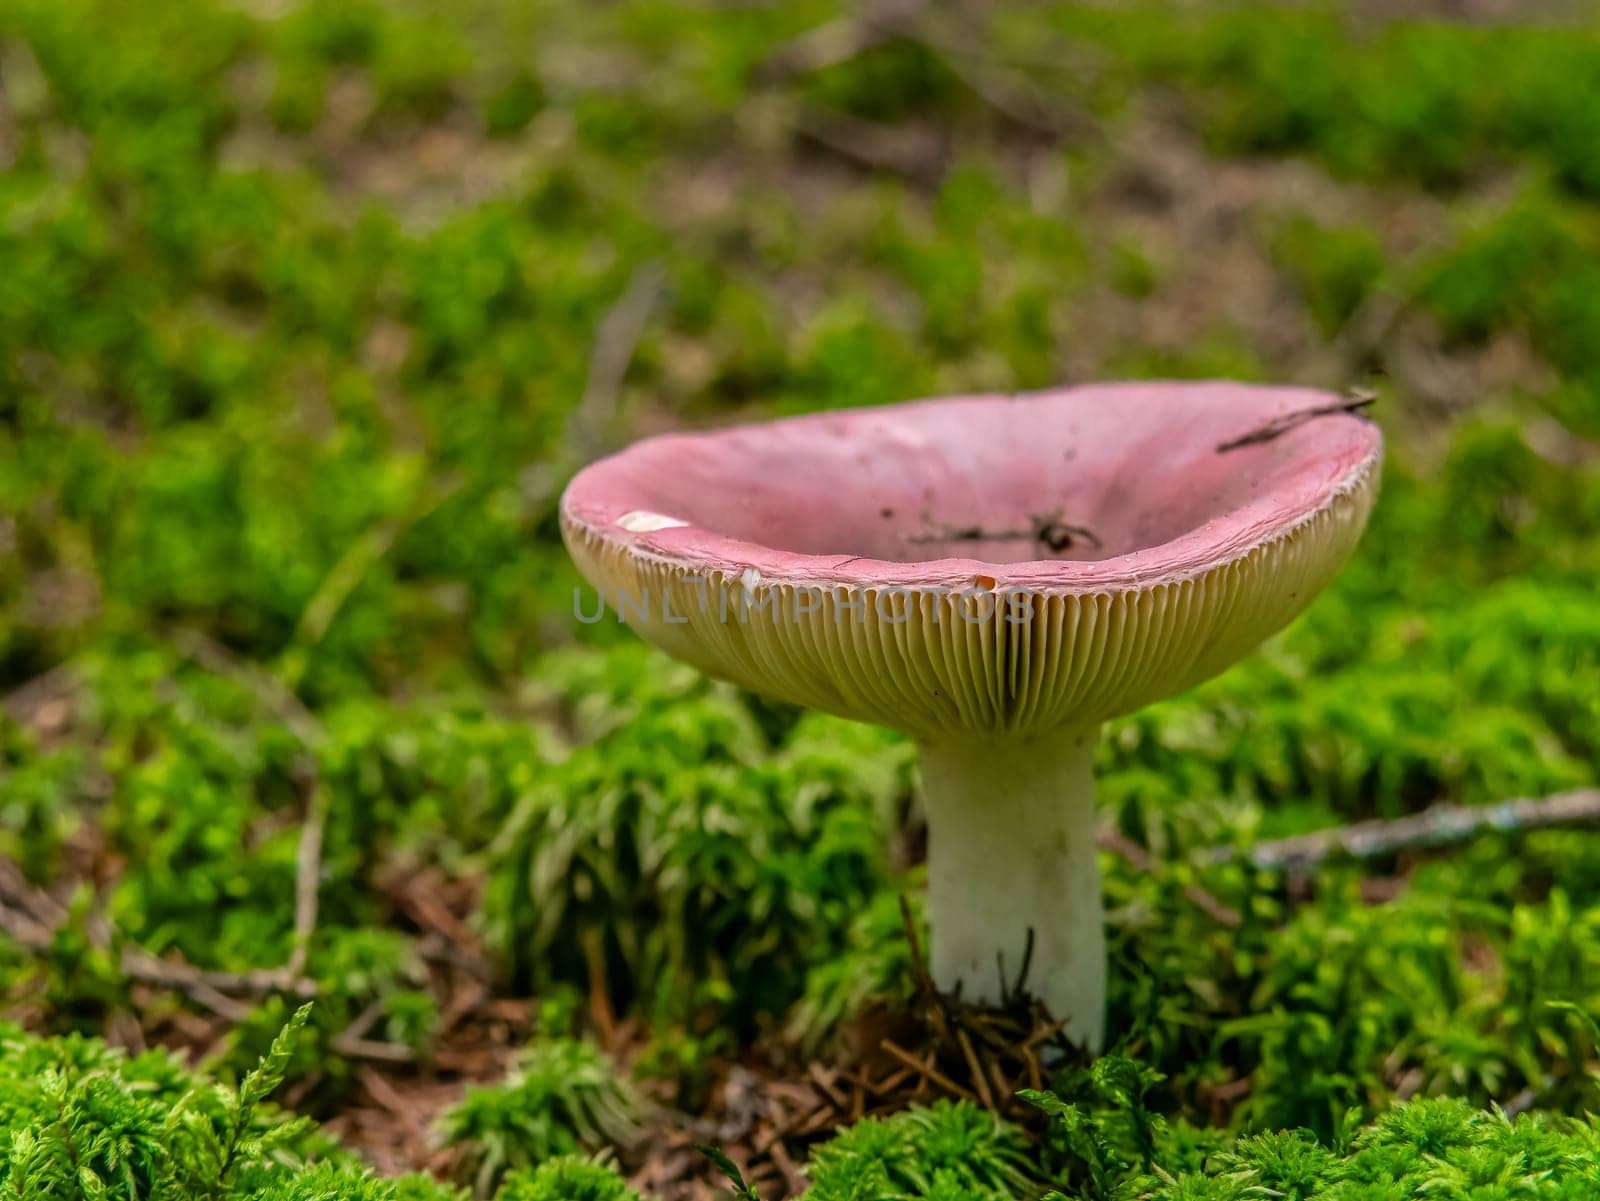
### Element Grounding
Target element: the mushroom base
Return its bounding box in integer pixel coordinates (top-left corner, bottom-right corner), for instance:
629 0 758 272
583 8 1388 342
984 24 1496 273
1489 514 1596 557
918 728 1105 1051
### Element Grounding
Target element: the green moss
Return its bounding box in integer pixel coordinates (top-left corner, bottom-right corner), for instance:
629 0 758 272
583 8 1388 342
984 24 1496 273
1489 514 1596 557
0 1007 461 1201
441 1040 640 1196
4 0 1600 1191
498 1157 641 1201
803 1101 1033 1201
480 652 905 1033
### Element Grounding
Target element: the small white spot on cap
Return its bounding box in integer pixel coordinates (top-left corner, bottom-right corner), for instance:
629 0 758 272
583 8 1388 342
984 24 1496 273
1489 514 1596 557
741 567 761 601
617 510 688 533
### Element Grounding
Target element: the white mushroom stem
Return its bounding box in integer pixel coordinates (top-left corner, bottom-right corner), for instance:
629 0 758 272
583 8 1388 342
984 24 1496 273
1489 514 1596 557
918 727 1106 1051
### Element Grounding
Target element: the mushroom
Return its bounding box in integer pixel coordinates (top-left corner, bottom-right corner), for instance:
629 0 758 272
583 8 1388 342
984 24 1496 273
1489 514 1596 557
560 382 1382 1049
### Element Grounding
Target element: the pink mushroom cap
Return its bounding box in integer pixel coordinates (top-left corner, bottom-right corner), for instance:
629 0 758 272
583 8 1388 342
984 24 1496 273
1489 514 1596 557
562 381 1382 738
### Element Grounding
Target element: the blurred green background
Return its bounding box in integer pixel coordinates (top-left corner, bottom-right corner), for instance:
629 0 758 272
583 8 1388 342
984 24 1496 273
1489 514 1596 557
2 0 1600 1196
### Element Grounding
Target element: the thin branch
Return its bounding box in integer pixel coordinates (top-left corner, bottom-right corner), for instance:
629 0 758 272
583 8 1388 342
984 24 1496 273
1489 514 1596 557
172 628 320 746
518 260 668 512
792 107 945 182
120 951 256 1023
0 862 312 1022
897 892 940 1014
879 1038 979 1104
756 0 925 82
278 475 465 689
328 997 415 1063
1216 391 1377 452
1298 230 1451 385
904 508 1101 553
326 1034 416 1064
956 1027 997 1112
284 776 327 982
1200 788 1600 872
0 897 55 952
1098 829 1242 928
1 664 76 724
904 25 1100 141
997 927 1035 1005
173 628 328 988
1326 287 1410 376
759 0 1098 142
568 261 668 465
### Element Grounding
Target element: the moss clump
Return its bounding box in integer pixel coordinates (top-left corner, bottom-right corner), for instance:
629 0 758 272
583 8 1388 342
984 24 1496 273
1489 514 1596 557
440 1038 640 1197
0 1007 458 1201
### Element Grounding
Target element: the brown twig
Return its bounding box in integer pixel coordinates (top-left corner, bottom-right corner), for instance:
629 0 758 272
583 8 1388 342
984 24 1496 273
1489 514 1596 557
277 475 465 690
806 1062 848 1112
905 509 1101 553
1200 788 1600 872
879 1039 978 1103
1021 1042 1043 1093
284 776 327 982
518 260 668 513
757 0 926 82
956 1028 997 1112
768 1138 807 1198
329 1034 416 1064
791 108 944 182
1216 391 1377 452
1327 287 1410 376
997 927 1035 1004
904 24 1098 141
1098 829 1242 928
897 892 934 999
585 926 618 1049
0 897 58 955
1 664 77 725
172 628 319 744
568 261 668 465
760 0 1097 143
329 997 415 1064
898 891 959 1040
173 628 328 989
0 861 312 1021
